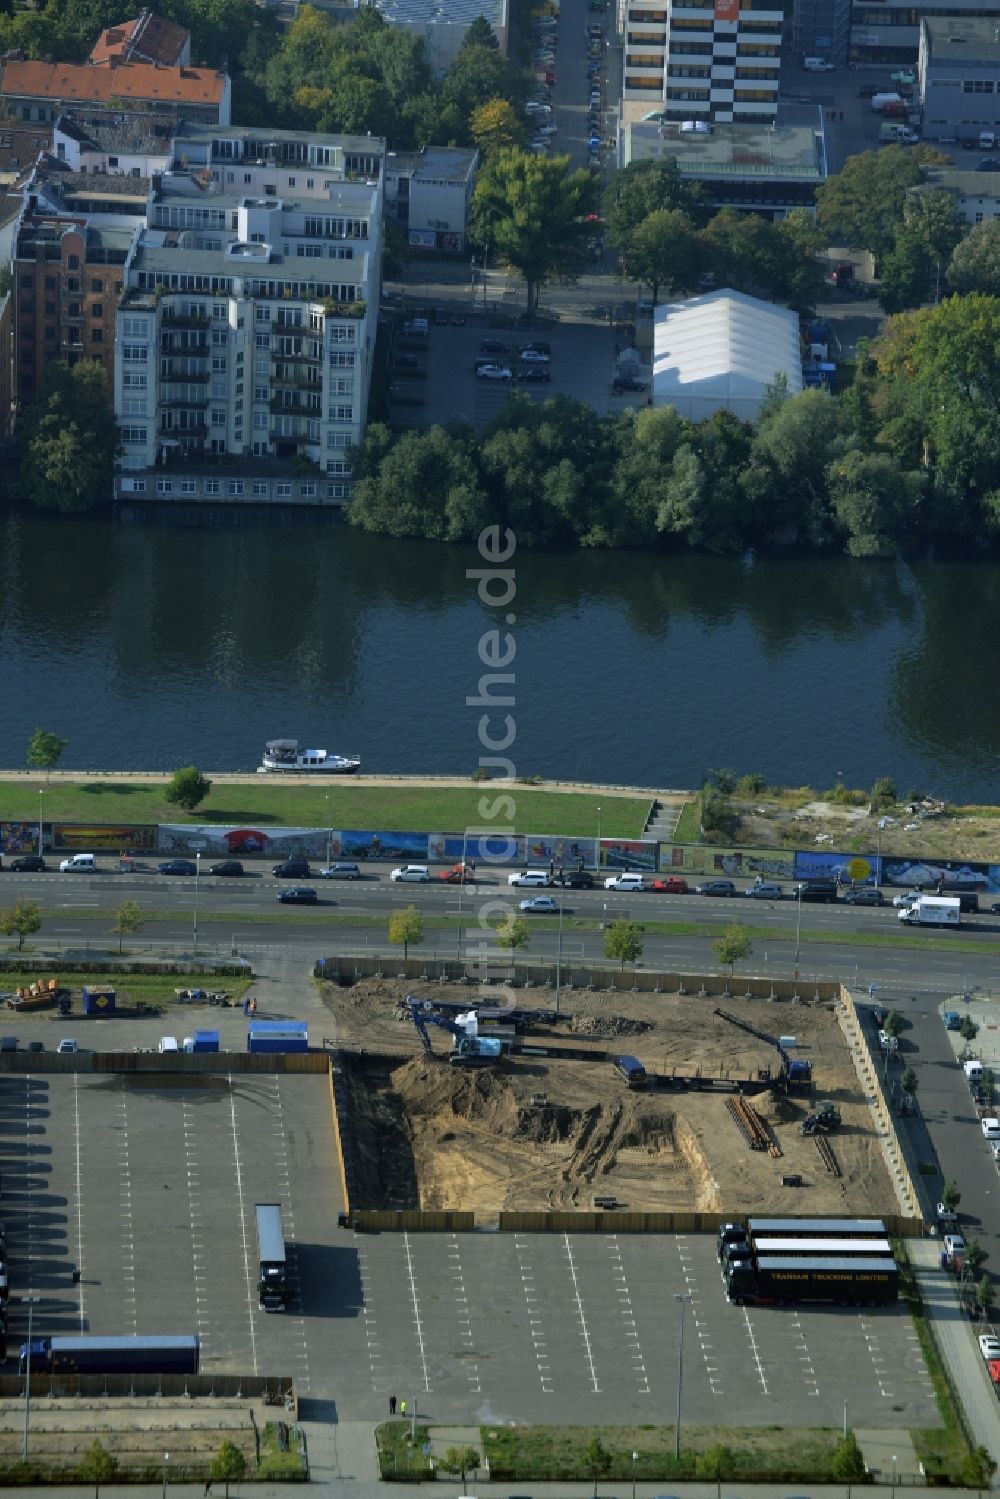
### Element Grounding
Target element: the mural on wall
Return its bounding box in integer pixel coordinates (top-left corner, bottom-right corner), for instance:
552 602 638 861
524 835 598 869
600 839 659 871
428 833 525 864
0 821 42 854
659 844 796 879
879 856 993 890
339 830 430 860
54 823 158 852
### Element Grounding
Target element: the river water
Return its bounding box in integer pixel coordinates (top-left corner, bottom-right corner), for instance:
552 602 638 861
1 509 997 800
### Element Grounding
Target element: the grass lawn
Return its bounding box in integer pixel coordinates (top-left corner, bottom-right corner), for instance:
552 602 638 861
0 968 252 1017
895 1246 974 1480
376 1421 433 1480
1 780 648 839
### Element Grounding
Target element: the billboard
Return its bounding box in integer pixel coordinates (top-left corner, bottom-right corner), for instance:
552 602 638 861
715 0 740 20
659 843 795 879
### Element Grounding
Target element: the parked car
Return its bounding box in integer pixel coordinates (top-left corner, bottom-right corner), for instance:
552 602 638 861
480 338 510 354
520 895 560 913
57 1038 79 1054
59 854 96 873
508 870 551 887
9 855 46 872
979 1334 1000 1361
476 363 513 380
892 890 921 907
402 317 428 336
745 881 783 899
272 858 311 879
158 859 197 876
390 864 430 882
518 368 552 383
604 872 647 891
553 869 594 888
696 879 736 896
943 1233 967 1257
277 886 318 904
650 876 689 894
439 863 476 883
209 859 244 877
843 887 884 905
319 862 362 879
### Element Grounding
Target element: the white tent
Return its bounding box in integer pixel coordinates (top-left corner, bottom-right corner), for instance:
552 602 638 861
652 290 803 424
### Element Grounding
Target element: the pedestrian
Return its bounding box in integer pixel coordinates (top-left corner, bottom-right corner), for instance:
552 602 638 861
400 1399 408 1418
204 1480 213 1496
389 1393 397 1415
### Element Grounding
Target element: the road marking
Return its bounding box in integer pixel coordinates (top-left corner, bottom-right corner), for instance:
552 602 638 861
516 1237 553 1393
675 1238 722 1395
448 1234 480 1394
354 1250 381 1391
563 1233 600 1393
741 1305 769 1394
607 1237 649 1396
119 1081 136 1334
271 1078 310 1393
789 1310 818 1395
402 1231 431 1392
228 1075 258 1375
73 1071 85 1329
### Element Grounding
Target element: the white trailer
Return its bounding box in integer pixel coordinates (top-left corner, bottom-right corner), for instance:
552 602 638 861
898 895 961 927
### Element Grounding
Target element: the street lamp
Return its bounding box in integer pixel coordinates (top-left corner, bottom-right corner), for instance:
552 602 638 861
891 1453 897 1499
193 852 201 953
555 896 564 1017
162 1451 170 1499
325 793 332 870
631 1450 638 1499
597 803 602 853
794 882 802 978
37 790 44 856
21 1295 40 1462
673 1292 690 1460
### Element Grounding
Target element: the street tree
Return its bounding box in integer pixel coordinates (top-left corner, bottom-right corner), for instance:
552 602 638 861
164 765 212 812
496 913 530 952
26 727 67 783
882 1006 904 1037
605 159 706 261
877 229 932 314
900 1065 918 1105
0 898 42 952
976 1273 996 1322
904 188 964 300
966 1238 986 1271
713 923 752 978
831 1435 866 1483
959 1015 979 1042
960 1447 997 1490
470 147 597 319
815 145 947 268
77 1439 118 1499
604 919 644 970
210 1439 248 1499
470 97 525 156
438 1446 481 1485
622 208 700 302
581 1435 612 1497
19 360 120 513
113 900 144 955
388 905 423 960
941 1181 961 1212
947 219 1000 295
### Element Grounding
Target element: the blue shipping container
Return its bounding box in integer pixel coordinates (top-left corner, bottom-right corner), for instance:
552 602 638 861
82 985 116 1015
247 1020 308 1054
192 1030 220 1052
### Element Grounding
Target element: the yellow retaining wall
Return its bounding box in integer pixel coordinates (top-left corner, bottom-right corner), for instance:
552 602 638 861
837 987 924 1222
328 1056 352 1221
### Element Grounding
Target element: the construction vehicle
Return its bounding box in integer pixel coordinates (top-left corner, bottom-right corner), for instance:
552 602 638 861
407 997 508 1066
799 1100 841 1135
714 1008 812 1093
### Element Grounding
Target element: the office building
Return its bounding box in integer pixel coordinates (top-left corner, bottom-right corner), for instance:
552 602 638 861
851 0 1000 67
792 0 851 67
383 145 478 251
918 17 1000 142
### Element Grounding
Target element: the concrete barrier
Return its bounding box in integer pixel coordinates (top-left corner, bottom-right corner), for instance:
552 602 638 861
0 1051 328 1075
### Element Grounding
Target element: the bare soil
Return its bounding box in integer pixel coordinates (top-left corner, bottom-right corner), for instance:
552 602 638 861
324 977 893 1218
736 792 1000 862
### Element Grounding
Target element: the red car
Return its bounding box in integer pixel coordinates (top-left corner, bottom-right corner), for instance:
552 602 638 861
650 876 690 894
438 862 477 883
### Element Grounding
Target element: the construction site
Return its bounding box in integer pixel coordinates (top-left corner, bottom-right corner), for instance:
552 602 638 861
324 976 896 1217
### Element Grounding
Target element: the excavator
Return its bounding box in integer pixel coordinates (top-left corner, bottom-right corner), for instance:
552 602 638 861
713 1007 813 1094
406 997 509 1067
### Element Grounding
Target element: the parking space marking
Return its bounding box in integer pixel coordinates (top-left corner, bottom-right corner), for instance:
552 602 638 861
563 1232 600 1393
448 1234 480 1395
606 1235 649 1396
515 1236 553 1394
675 1237 723 1395
118 1082 136 1333
182 1098 207 1345
402 1231 432 1392
270 1078 311 1393
72 1072 84 1326
740 1306 769 1394
788 1309 819 1396
228 1076 258 1375
859 1315 895 1398
354 1248 382 1392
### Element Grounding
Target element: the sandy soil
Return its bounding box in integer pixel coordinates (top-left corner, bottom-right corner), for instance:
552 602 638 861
324 977 893 1218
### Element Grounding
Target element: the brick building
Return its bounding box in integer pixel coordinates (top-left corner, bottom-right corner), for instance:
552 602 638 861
1 57 230 127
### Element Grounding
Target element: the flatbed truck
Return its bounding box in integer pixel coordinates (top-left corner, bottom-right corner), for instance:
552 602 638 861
20 1334 200 1375
725 1255 898 1306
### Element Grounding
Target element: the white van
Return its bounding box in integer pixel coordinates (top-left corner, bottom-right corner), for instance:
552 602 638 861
158 1036 179 1054
804 56 834 70
59 853 96 873
605 872 646 891
964 1059 984 1083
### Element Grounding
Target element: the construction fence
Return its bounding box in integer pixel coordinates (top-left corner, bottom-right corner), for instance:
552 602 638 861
349 1207 924 1236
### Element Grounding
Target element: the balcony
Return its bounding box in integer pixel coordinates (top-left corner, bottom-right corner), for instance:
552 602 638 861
270 396 321 418
160 364 209 382
161 334 209 354
161 307 210 328
159 421 208 439
160 395 210 410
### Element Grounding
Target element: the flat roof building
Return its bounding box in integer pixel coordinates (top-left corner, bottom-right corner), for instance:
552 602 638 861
372 0 508 70
384 145 478 251
851 0 1000 67
919 17 1000 142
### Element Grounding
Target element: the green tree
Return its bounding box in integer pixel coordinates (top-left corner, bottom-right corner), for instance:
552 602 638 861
77 1438 118 1499
713 923 752 978
0 897 42 952
210 1438 248 1499
470 147 597 319
113 900 144 955
904 188 964 300
960 1446 997 1490
438 1446 481 1485
900 1065 918 1102
443 41 516 121
19 360 119 512
700 783 732 836
604 919 644 970
878 229 932 314
694 1443 733 1481
959 1015 979 1042
496 912 530 951
831 1434 866 1483
882 1006 904 1037
815 145 943 268
710 768 737 794
827 451 923 556
349 424 489 542
581 1434 612 1497
26 727 67 783
622 208 700 302
700 208 786 296
388 904 423 960
941 1181 961 1212
947 219 1000 295
470 97 525 156
870 776 897 810
605 159 706 262
976 1273 996 1322
740 388 847 547
966 1238 986 1271
165 766 212 812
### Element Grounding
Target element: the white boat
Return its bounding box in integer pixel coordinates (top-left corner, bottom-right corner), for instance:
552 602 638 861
257 739 361 775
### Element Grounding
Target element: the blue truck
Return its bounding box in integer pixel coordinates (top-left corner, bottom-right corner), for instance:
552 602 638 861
20 1334 200 1375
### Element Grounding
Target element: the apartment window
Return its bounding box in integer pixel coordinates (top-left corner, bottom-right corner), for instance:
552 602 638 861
327 460 350 476
276 482 292 497
254 358 269 377
89 303 102 318
91 329 103 343
328 432 350 448
45 276 56 290
300 482 316 498
288 176 296 187
334 405 353 422
91 278 104 292
122 426 147 443
123 345 147 361
252 441 268 456
228 480 245 495
212 381 226 400
326 481 348 497
306 178 314 188
253 411 268 429
123 317 147 337
156 479 173 494
123 397 146 417
205 479 221 495
181 479 197 494
255 332 270 349
213 302 226 319
211 410 226 426
68 303 81 318
254 385 268 402
44 327 55 341
123 371 147 389
256 305 270 322
244 172 252 183
212 330 227 345
44 300 56 315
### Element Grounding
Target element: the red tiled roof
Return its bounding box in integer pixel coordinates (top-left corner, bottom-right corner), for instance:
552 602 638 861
2 58 224 106
90 10 189 67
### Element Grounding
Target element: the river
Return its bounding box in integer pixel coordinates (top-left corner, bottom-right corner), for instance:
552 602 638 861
0 509 997 800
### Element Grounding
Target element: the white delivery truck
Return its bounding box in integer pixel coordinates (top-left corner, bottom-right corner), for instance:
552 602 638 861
871 92 903 112
898 895 961 927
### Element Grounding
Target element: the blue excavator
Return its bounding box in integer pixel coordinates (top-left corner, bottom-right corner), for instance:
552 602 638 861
406 997 508 1066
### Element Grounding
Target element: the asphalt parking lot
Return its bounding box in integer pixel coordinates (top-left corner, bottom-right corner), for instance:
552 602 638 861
0 1072 342 1392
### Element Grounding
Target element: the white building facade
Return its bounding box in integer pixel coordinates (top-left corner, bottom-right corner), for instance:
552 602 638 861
620 0 784 122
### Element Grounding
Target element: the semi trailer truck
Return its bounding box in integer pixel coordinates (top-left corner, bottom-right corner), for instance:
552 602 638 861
20 1334 200 1375
725 1255 898 1306
256 1202 290 1311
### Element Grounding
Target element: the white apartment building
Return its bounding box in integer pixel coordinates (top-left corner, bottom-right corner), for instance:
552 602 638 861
620 0 784 123
113 127 383 504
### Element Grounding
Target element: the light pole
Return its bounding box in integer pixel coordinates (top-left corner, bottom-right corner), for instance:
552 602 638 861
597 803 602 858
193 852 201 953
631 1450 638 1499
456 829 468 961
37 790 44 856
555 897 564 1017
673 1292 690 1460
325 793 332 869
162 1450 170 1498
875 822 881 887
794 883 802 977
891 1453 897 1499
21 1295 39 1462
